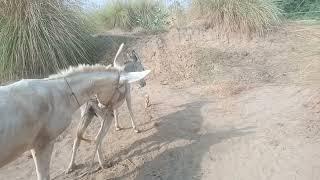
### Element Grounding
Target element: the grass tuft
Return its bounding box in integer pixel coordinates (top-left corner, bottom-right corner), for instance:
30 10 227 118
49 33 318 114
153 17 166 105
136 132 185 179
191 0 282 37
275 0 320 20
0 0 95 81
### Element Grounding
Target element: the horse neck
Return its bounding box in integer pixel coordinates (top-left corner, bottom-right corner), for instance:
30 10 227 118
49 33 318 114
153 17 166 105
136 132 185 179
61 72 117 111
123 62 136 72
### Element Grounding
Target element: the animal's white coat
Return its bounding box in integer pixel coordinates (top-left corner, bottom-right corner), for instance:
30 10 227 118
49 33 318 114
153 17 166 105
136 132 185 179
0 64 150 180
66 44 150 173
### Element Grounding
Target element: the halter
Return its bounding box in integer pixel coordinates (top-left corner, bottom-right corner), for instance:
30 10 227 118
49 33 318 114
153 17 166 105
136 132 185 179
64 77 81 108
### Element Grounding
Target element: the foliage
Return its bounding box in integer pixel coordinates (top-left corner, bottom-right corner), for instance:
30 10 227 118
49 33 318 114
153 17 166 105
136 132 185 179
275 0 320 19
94 0 169 31
0 0 95 81
168 0 188 28
190 0 282 36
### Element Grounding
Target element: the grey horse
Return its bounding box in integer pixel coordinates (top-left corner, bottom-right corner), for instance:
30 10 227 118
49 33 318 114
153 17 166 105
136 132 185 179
67 43 148 173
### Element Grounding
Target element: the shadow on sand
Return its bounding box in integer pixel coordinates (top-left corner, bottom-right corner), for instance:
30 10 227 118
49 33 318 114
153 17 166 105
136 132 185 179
100 100 255 180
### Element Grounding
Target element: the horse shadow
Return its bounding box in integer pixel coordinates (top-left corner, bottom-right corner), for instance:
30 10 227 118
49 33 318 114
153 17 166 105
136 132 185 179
96 100 255 180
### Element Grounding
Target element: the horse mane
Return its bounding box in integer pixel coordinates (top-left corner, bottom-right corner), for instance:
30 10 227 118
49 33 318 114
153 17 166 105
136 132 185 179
48 64 114 79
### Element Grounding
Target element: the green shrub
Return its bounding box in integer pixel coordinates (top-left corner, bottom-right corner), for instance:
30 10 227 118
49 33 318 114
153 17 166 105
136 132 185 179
94 0 168 31
275 0 320 19
0 0 95 81
191 0 282 37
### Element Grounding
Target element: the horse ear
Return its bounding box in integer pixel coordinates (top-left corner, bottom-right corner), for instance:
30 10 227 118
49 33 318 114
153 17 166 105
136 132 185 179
120 70 151 84
131 50 139 62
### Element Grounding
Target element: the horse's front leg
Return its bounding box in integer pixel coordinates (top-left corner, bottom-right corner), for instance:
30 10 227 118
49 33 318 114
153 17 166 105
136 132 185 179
31 142 54 180
114 109 121 131
92 107 114 169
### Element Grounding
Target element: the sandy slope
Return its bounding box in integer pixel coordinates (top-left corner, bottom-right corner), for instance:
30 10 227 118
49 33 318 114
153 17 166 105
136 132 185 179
0 22 319 180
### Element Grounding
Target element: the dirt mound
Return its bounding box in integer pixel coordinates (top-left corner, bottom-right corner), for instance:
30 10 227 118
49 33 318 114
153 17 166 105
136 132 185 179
95 23 319 89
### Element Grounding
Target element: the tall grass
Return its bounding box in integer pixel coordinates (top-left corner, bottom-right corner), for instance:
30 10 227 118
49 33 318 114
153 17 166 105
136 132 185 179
93 0 168 31
191 0 282 37
275 0 320 20
0 0 95 81
168 0 188 28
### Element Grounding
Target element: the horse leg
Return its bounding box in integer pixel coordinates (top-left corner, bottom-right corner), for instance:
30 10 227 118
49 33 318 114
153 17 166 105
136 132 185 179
94 118 105 169
96 144 104 169
126 89 139 133
114 109 121 131
95 132 107 169
90 108 113 170
66 111 94 173
31 142 54 180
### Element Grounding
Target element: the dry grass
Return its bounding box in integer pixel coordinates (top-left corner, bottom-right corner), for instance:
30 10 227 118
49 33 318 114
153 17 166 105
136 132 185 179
0 0 95 81
93 0 168 31
191 0 282 37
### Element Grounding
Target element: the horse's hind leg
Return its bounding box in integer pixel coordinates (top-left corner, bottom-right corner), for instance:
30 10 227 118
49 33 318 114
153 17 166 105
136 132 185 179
126 89 139 133
66 110 94 173
31 142 54 180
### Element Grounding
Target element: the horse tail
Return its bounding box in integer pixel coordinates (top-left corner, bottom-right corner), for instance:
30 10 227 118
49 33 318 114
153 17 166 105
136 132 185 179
113 43 124 66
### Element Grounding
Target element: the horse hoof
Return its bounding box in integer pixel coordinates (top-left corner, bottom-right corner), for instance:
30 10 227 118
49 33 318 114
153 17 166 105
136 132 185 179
65 166 74 174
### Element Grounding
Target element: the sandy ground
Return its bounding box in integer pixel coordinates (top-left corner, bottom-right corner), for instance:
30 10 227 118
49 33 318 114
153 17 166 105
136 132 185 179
0 22 319 180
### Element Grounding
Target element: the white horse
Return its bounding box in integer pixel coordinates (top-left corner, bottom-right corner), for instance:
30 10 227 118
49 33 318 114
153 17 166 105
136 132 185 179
66 43 148 173
113 43 147 132
0 64 150 180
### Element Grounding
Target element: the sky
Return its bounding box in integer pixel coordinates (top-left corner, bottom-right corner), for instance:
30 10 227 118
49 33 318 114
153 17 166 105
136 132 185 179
81 0 189 10
81 0 106 10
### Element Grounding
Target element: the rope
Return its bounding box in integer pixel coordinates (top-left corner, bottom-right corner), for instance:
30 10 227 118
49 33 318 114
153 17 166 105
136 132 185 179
64 77 81 108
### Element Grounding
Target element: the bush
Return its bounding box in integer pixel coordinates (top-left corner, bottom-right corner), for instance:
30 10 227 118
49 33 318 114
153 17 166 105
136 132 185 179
94 0 168 31
0 0 95 81
168 0 188 28
191 0 282 37
275 0 320 19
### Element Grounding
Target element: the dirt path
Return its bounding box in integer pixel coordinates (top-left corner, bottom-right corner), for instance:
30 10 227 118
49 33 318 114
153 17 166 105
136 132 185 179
1 22 319 180
1 82 319 180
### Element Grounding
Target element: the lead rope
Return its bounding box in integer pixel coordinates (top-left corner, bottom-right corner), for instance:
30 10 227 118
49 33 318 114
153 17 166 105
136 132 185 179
64 77 81 108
